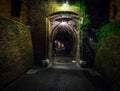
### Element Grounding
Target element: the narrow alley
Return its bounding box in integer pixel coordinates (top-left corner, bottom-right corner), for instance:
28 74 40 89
2 57 113 91
0 0 120 91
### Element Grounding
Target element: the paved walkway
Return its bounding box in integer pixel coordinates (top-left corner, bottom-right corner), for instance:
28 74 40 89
51 57 80 70
2 57 113 91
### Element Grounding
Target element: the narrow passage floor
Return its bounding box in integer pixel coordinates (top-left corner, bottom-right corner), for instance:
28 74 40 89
2 57 113 91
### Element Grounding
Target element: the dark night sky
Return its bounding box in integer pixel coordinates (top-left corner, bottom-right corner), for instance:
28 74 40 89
85 0 110 28
68 0 110 28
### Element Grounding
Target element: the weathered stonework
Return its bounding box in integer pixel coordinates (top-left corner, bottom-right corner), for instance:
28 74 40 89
0 16 34 89
27 0 81 65
95 20 120 87
109 0 120 22
95 35 120 87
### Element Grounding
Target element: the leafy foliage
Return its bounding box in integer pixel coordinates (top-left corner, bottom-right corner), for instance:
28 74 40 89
95 20 120 87
71 1 90 30
96 20 120 49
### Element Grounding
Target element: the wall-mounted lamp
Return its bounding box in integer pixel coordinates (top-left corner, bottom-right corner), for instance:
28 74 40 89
63 1 69 8
61 21 66 25
61 1 69 11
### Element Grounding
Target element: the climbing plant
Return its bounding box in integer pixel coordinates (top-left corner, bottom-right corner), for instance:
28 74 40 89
56 0 90 30
96 20 120 49
95 20 120 87
73 1 90 30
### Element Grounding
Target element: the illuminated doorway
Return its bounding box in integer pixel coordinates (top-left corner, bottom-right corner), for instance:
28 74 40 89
48 12 80 59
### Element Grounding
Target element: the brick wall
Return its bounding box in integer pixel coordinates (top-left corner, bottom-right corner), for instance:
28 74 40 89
0 16 34 89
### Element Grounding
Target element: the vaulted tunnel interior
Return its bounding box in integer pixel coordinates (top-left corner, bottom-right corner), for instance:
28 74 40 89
49 12 79 57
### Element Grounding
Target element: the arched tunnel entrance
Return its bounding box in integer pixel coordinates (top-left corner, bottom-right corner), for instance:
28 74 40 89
51 20 77 57
48 11 81 64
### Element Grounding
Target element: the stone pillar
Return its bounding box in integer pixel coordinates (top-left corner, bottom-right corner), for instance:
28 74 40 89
76 30 80 63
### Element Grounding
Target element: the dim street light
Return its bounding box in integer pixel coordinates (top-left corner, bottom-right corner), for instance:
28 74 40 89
61 2 69 11
61 21 66 25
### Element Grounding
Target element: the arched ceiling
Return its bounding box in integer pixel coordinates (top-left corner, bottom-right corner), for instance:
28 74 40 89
50 12 79 43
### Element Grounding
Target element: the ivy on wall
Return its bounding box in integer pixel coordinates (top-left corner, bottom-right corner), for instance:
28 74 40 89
96 20 120 49
75 2 90 30
95 20 120 87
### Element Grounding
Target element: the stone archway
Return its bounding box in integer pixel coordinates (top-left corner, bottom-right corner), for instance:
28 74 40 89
47 11 82 65
51 21 77 57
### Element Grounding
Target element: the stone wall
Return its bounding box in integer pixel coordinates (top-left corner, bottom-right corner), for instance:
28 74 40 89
0 16 34 89
27 0 47 65
27 0 81 65
0 0 81 65
95 20 120 88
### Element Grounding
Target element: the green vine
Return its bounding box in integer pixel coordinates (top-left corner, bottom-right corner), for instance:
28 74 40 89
96 20 120 49
73 2 90 30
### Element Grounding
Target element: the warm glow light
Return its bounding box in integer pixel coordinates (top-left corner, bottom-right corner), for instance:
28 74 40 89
61 2 69 11
61 22 66 25
63 3 68 7
80 17 84 24
72 60 76 63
